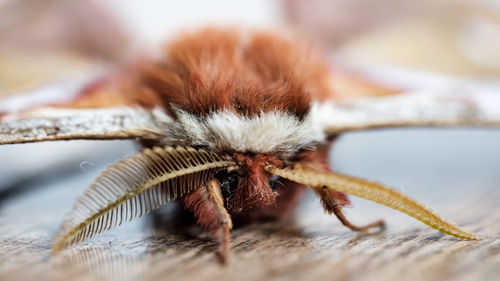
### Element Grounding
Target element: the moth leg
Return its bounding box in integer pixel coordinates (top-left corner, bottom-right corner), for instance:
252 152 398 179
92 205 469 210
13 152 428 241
315 188 385 232
206 179 233 263
181 179 233 263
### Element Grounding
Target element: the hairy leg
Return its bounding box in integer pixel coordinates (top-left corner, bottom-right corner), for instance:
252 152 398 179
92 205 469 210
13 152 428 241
181 179 233 263
230 179 306 224
301 139 384 231
315 188 385 232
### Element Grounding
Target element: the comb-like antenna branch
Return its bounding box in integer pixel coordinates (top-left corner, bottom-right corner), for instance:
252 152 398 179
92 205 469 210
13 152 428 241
52 146 235 253
266 163 479 240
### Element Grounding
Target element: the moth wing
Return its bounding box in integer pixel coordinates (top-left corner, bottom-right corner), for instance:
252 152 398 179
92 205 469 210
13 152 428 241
318 65 500 135
0 66 152 114
316 90 500 135
327 66 402 100
0 71 103 115
0 106 169 145
0 59 172 145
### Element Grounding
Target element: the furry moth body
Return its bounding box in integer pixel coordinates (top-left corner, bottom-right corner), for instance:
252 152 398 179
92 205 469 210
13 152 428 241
3 29 499 263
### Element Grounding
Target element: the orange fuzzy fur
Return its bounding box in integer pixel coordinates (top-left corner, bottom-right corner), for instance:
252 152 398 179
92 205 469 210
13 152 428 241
144 29 349 219
139 29 334 118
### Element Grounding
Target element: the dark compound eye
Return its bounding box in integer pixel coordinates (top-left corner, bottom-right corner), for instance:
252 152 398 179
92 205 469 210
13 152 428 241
216 170 239 198
269 175 280 191
216 171 280 197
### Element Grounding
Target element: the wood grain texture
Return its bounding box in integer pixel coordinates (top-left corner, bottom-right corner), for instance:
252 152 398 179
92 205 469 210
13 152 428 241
0 132 499 281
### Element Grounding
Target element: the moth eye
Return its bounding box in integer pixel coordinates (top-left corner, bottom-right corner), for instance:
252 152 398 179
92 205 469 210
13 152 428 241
216 170 239 197
269 175 280 191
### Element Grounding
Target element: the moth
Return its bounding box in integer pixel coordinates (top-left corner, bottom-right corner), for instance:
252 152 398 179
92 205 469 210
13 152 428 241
1 28 499 263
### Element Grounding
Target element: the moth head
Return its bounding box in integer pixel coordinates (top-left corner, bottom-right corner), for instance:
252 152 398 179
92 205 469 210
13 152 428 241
152 104 326 212
133 28 332 212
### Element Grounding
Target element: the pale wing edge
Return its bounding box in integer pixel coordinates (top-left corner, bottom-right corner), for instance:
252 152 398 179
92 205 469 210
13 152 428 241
0 107 170 144
314 91 500 135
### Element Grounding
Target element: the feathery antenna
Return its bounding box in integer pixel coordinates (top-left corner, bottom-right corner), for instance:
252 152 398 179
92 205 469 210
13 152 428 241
53 146 235 253
267 163 479 240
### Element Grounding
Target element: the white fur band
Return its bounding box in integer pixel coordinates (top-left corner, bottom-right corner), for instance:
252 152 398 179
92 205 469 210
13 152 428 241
164 108 325 156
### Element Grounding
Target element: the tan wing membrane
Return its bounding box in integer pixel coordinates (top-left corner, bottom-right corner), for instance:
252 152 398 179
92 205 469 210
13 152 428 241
315 92 500 134
266 164 479 240
0 107 169 144
52 146 235 253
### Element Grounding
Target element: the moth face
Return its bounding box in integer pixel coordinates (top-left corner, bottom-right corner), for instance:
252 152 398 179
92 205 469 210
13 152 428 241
160 107 326 212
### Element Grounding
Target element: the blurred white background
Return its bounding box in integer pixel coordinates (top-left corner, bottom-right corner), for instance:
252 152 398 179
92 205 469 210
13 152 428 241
102 0 282 46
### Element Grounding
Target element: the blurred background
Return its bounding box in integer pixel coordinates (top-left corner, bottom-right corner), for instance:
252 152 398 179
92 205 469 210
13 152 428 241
1 1 500 280
2 0 500 93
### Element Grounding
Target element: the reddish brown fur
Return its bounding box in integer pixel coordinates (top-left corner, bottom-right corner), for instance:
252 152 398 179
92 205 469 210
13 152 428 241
40 29 398 115
231 179 306 224
229 154 282 213
181 187 222 237
181 181 232 262
138 29 334 119
231 140 349 223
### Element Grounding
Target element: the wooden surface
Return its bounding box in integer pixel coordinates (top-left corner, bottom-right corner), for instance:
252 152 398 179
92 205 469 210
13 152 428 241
1 130 500 281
